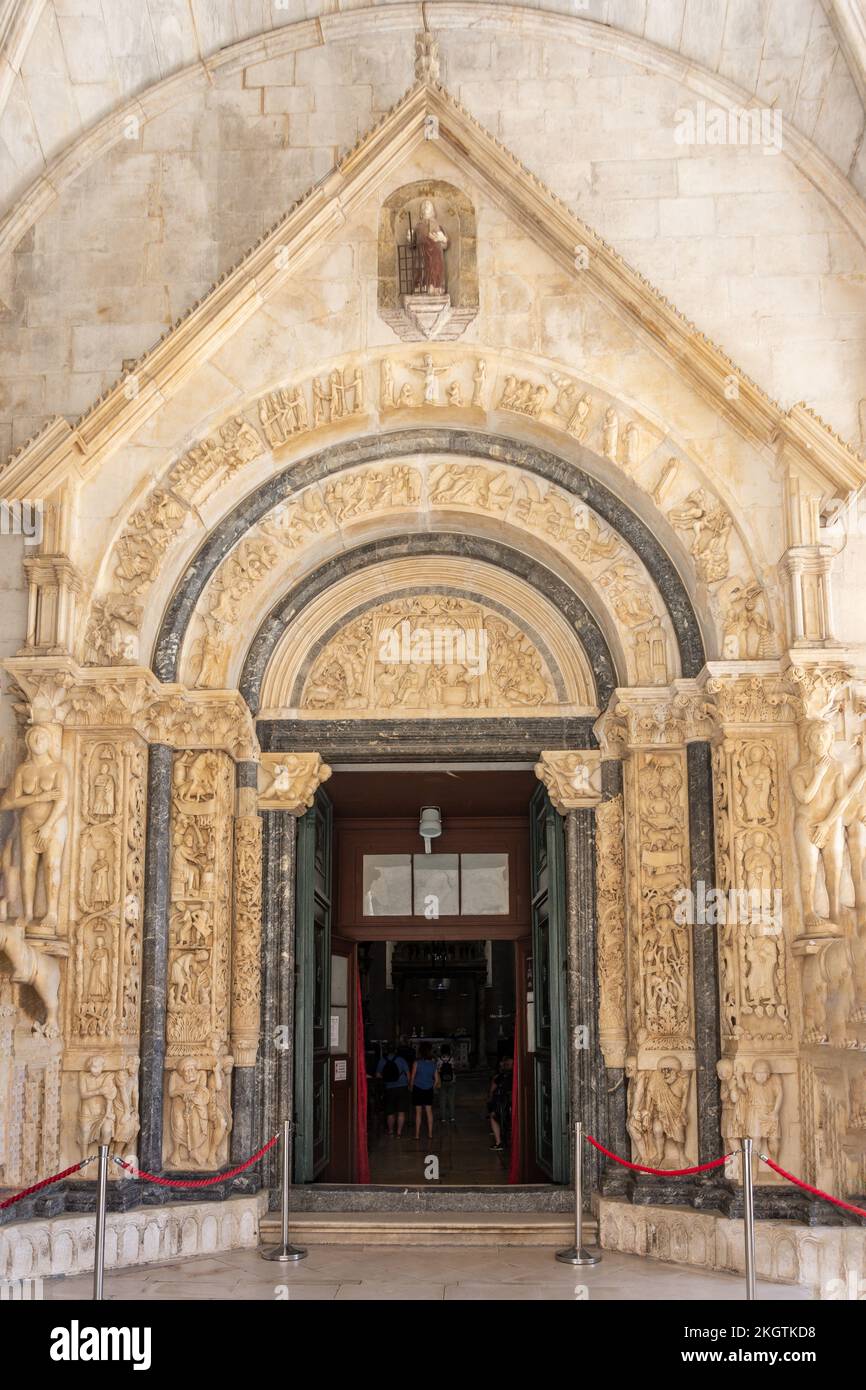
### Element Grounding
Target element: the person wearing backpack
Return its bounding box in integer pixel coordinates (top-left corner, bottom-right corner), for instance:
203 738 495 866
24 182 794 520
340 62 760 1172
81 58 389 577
376 1043 410 1136
437 1045 457 1126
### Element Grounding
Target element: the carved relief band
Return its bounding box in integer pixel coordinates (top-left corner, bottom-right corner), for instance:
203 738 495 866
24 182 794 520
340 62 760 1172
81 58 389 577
163 750 235 1171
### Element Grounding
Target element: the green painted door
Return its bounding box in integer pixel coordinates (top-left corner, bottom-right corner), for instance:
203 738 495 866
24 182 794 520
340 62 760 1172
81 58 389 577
529 783 569 1182
294 786 333 1183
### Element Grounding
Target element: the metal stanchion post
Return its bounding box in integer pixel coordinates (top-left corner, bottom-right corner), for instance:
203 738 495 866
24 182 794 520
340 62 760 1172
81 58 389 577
556 1121 601 1266
261 1120 307 1263
92 1143 109 1301
741 1137 757 1301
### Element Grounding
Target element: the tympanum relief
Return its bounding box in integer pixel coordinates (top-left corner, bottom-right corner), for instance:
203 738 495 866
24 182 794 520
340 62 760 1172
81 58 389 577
300 597 559 715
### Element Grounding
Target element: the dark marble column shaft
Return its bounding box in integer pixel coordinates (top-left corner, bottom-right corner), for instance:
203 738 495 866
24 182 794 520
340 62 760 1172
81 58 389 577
257 811 297 1200
138 744 173 1173
565 807 606 1196
687 740 723 1166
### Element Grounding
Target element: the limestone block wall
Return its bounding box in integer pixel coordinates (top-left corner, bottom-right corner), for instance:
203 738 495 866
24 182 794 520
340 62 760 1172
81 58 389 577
1 6 866 467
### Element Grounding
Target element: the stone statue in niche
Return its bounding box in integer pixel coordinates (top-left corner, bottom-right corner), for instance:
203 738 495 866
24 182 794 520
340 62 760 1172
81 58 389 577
0 725 69 932
791 718 866 932
413 199 449 295
378 181 478 342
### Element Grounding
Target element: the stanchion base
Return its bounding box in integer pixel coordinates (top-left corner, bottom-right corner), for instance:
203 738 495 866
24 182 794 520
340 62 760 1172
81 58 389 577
555 1246 601 1266
261 1245 308 1262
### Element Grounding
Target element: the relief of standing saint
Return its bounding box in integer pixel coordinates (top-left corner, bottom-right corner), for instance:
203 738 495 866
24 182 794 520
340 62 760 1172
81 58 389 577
414 199 449 295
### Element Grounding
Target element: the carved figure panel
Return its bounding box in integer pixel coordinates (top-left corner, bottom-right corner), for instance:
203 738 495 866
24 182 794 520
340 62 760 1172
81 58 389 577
596 795 627 1067
231 816 262 1067
163 749 234 1170
300 596 560 714
69 736 147 1045
626 1054 694 1168
631 751 692 1047
712 736 789 1041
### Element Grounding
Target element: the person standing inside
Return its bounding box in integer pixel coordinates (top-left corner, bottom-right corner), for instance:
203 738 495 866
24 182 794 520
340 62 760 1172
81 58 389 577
437 1045 457 1127
376 1043 410 1137
487 1055 514 1152
410 1041 438 1140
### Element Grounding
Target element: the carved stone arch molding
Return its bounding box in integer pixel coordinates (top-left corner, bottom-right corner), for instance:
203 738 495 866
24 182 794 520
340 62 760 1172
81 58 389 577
152 428 706 689
238 536 616 716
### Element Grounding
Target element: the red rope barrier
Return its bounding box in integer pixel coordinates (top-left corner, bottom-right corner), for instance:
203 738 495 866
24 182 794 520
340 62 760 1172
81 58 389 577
585 1133 732 1177
761 1156 866 1221
0 1158 93 1210
114 1132 279 1188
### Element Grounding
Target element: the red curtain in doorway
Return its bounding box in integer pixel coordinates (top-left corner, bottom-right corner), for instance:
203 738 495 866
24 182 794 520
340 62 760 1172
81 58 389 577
355 971 370 1183
508 1044 520 1184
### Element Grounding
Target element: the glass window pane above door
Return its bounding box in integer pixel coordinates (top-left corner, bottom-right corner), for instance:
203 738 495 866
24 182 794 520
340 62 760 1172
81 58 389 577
461 853 509 914
363 854 412 915
413 853 459 916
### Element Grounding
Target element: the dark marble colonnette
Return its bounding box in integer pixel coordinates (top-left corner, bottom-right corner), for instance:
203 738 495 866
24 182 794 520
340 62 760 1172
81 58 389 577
687 740 725 1195
138 743 172 1173
257 811 297 1203
151 428 706 686
565 808 607 1201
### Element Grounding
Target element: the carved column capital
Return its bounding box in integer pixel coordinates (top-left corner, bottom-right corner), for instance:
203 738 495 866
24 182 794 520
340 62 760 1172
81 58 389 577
533 749 602 812
700 663 798 732
2 657 260 759
594 683 714 754
258 752 332 814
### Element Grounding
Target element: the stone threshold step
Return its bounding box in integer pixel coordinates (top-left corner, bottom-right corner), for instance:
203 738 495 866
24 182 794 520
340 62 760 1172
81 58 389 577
260 1211 596 1246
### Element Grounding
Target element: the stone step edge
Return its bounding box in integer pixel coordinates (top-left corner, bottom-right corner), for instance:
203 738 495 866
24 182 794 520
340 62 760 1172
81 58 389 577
263 1212 589 1226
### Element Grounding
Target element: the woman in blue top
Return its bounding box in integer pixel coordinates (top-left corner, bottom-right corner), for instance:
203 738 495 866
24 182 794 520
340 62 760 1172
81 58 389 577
410 1042 439 1139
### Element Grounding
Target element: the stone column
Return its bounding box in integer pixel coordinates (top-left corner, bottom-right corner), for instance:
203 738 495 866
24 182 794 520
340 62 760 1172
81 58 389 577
258 810 297 1197
687 739 723 1173
256 752 331 1198
534 750 605 1190
139 744 172 1173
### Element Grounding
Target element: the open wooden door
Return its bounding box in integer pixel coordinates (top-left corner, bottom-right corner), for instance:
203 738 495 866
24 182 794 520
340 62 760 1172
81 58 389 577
528 784 569 1182
294 786 333 1182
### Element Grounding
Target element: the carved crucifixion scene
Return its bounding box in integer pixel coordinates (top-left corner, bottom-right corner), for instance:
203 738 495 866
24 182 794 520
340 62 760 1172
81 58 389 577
0 6 865 1310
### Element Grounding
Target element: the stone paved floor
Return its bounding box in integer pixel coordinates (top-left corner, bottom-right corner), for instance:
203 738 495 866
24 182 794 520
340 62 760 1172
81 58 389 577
367 1073 510 1184
43 1245 815 1301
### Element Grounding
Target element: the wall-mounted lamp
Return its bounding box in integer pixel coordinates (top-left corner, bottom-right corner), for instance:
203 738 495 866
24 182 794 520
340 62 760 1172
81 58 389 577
419 805 442 854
